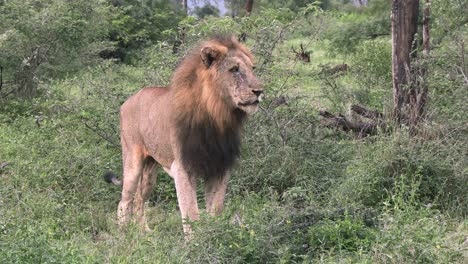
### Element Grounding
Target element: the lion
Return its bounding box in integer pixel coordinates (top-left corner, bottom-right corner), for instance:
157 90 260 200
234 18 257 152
105 35 264 236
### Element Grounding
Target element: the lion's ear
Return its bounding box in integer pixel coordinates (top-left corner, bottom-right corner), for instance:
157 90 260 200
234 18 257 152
201 46 220 68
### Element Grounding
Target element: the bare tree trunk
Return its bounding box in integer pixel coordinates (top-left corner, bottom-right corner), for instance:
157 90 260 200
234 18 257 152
182 0 188 14
245 0 254 15
391 0 419 124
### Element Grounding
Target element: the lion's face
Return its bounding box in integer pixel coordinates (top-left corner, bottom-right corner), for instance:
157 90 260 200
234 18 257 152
219 51 263 114
202 46 264 114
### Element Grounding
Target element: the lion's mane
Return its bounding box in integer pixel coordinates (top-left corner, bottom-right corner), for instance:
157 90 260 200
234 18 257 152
171 36 252 179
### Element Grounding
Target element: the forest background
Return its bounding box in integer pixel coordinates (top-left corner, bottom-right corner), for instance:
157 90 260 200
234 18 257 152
0 0 467 263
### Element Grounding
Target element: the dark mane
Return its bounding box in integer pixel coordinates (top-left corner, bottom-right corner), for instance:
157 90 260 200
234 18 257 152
171 35 251 179
175 109 245 179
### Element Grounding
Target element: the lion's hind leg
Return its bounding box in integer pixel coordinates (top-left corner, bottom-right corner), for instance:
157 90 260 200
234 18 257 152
117 146 145 226
133 157 158 231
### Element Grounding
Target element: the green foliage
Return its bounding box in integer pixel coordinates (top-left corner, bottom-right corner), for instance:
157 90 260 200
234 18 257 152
372 209 466 263
308 214 376 252
324 0 391 55
350 40 392 108
331 134 464 212
107 0 186 63
431 0 468 44
0 0 113 97
194 3 220 19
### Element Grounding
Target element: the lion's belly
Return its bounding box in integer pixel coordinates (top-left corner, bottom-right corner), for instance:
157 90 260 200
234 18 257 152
144 135 174 168
140 91 175 169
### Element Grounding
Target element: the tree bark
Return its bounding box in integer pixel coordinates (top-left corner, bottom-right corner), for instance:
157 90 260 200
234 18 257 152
391 0 419 123
245 0 254 15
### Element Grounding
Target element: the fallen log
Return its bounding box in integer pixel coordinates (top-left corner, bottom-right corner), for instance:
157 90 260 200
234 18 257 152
319 110 377 137
351 104 383 120
319 104 385 138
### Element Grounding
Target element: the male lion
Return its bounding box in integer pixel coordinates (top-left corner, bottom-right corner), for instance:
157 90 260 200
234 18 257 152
105 36 263 235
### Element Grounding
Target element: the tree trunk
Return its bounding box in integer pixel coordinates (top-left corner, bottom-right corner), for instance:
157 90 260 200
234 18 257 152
182 0 188 14
391 0 419 124
245 0 254 15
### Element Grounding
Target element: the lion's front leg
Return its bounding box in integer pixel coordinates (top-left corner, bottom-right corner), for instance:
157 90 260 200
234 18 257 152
205 172 230 216
170 161 199 238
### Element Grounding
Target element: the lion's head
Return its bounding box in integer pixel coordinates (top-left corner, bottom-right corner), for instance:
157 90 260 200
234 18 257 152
172 36 263 123
199 36 263 114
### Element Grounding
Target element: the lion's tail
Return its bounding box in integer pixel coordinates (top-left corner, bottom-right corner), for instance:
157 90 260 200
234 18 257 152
103 171 122 186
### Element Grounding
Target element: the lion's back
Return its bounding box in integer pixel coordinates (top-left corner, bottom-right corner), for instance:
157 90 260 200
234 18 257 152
120 86 172 141
121 86 169 115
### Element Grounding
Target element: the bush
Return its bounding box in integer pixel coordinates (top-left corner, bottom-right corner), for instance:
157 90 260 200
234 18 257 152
0 0 113 97
324 1 391 55
372 209 466 263
107 0 186 63
308 213 376 252
350 40 392 109
331 133 463 212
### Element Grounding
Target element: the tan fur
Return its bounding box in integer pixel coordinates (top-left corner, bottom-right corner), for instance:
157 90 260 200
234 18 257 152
115 36 263 237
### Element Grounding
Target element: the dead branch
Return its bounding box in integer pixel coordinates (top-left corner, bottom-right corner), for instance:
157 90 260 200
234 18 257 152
238 32 247 42
292 43 310 62
319 110 378 138
172 27 186 54
319 104 389 138
351 105 383 120
459 40 467 84
80 117 119 147
0 162 9 170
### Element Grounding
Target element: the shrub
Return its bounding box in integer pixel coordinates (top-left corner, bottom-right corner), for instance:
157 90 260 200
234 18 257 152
330 133 464 214
308 213 376 252
372 209 466 263
350 40 392 109
0 0 113 97
107 0 186 63
324 1 391 55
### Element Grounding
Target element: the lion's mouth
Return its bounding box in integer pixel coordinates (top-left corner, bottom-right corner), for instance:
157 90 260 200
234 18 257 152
238 100 259 107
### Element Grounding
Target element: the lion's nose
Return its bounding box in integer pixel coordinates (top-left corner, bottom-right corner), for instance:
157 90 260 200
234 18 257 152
252 89 263 97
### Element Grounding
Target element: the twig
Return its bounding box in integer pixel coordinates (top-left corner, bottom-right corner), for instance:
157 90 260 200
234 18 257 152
459 40 467 84
80 117 120 147
0 65 3 92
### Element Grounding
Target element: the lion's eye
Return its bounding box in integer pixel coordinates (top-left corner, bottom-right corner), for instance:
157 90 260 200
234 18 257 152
252 66 256 70
230 66 239 73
